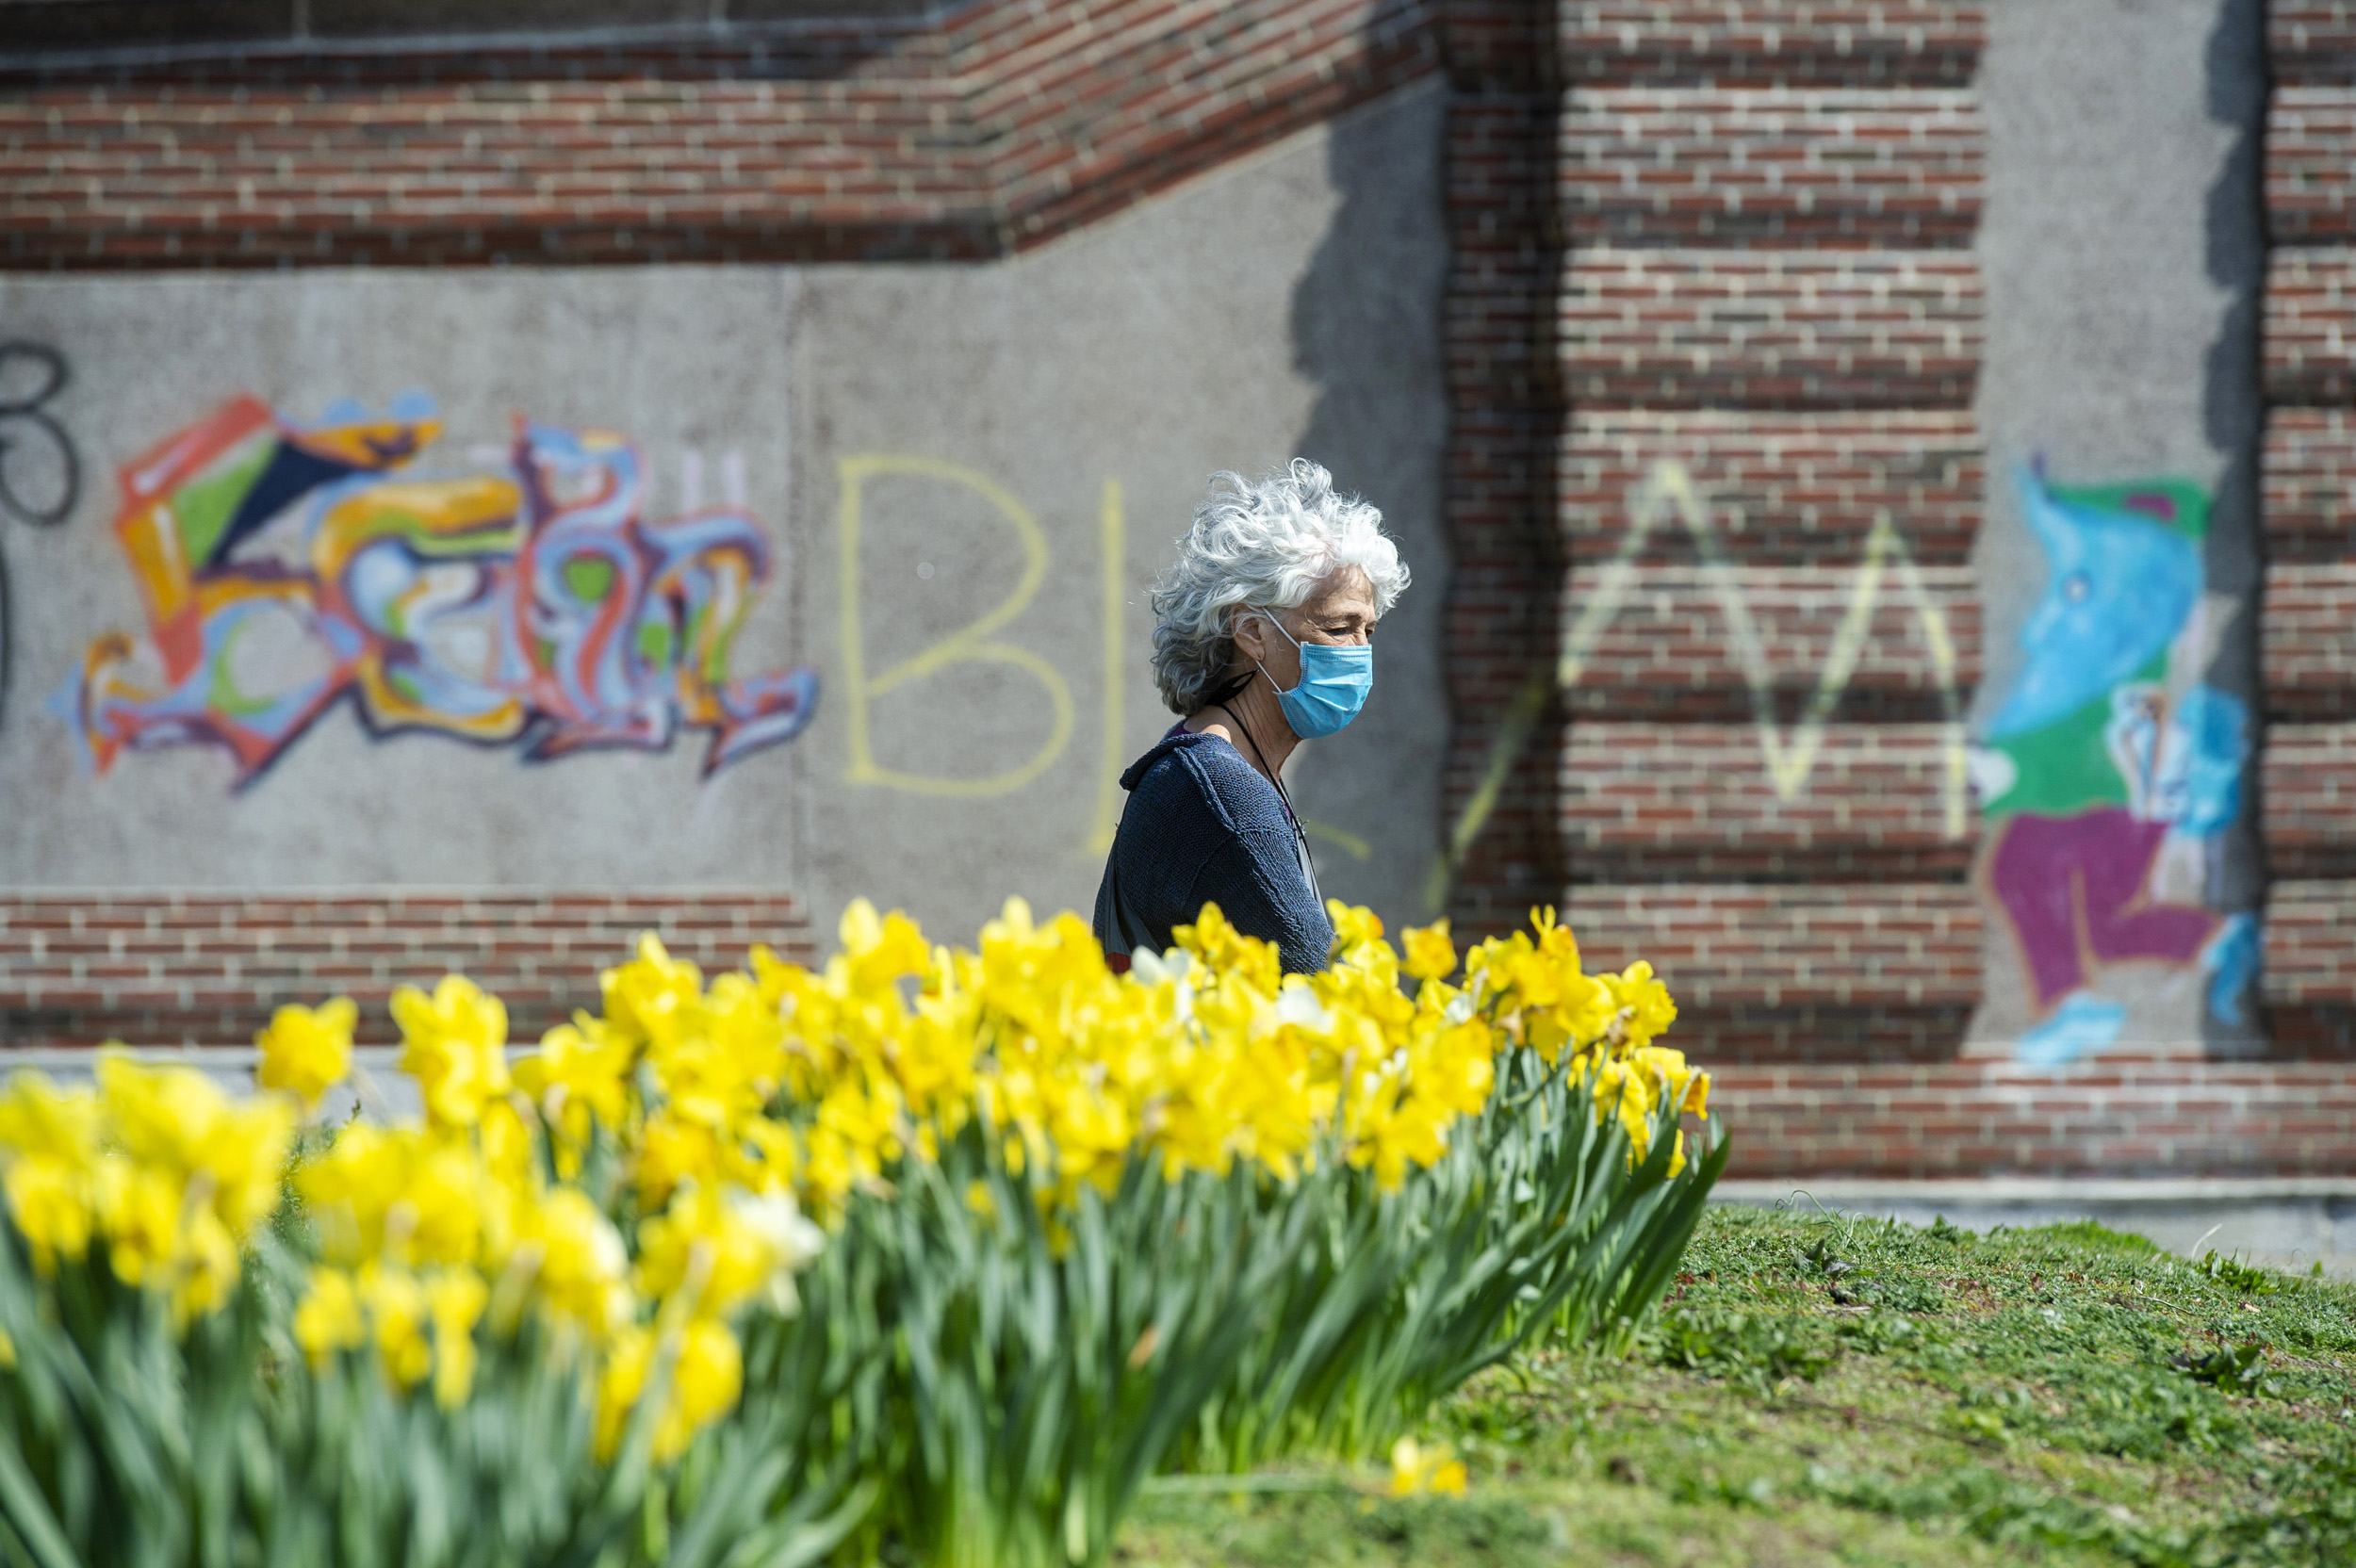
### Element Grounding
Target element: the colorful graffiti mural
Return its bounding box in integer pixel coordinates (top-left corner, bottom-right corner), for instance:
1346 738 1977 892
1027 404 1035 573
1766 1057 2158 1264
1972 468 2257 1066
61 394 816 786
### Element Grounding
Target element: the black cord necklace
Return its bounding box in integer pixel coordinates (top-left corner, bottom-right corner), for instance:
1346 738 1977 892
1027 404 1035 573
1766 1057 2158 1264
1203 694 1317 881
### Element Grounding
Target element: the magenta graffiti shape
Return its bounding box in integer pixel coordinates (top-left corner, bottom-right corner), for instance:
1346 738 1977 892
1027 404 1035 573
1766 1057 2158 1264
1987 808 2219 1010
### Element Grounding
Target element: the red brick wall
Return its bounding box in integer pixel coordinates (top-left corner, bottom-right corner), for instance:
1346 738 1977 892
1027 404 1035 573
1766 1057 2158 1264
0 891 814 1050
1563 725 1976 882
2263 723 2356 880
0 0 1439 267
2264 249 2356 405
1560 89 1985 248
1719 1055 2356 1177
2260 3 2356 1075
1558 4 1985 89
2267 85 2356 244
1559 252 1985 409
1434 0 1565 933
2270 3 2356 99
2262 564 2356 723
2258 885 2356 1060
2261 408 2356 561
1540 1 1989 1086
1516 0 2356 1178
1556 568 1980 722
1561 412 1984 566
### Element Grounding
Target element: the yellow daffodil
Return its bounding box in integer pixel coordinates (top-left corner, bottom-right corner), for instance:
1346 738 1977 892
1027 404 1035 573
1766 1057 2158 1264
1388 1437 1467 1496
595 1318 744 1463
1400 920 1457 983
294 1266 367 1367
0 1073 101 1276
841 899 931 996
1173 904 1282 996
651 1014 775 1135
255 998 356 1106
595 1325 654 1460
1604 960 1677 1049
1327 900 1385 955
96 1054 295 1239
2 1153 92 1275
669 1317 744 1453
0 1072 103 1273
391 976 512 1130
599 935 705 1054
90 1158 178 1290
360 1266 433 1389
636 1185 823 1321
511 1186 633 1339
515 1016 636 1173
298 1124 484 1269
427 1268 487 1409
1346 1073 1451 1193
164 1207 241 1324
633 1110 724 1210
0 1072 99 1160
76 890 1694 1437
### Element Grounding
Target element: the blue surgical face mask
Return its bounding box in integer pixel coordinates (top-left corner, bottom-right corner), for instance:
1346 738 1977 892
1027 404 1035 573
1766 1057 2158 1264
1252 609 1372 740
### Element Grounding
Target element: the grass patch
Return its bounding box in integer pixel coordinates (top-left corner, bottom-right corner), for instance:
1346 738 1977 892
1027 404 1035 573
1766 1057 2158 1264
1116 1206 2356 1566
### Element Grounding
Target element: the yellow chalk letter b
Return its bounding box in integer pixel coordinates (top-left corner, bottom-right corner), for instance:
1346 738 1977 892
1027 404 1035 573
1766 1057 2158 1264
837 454 1074 797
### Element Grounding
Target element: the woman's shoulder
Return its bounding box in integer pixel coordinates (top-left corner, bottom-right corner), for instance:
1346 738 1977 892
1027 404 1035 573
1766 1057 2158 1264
1122 731 1286 831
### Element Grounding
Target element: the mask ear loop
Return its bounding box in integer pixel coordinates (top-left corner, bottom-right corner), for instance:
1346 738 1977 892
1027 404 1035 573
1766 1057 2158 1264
1247 606 1302 699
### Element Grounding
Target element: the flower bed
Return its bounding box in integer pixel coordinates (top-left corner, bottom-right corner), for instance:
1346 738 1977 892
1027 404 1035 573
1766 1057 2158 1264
0 899 1722 1568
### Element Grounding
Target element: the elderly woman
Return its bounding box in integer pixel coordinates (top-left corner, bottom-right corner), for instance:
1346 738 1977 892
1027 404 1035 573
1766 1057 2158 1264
1093 460 1408 973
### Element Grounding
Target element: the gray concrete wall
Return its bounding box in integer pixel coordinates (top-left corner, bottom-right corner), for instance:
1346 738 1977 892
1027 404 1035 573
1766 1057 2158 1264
0 268 808 890
1967 0 2267 1056
0 82 1451 947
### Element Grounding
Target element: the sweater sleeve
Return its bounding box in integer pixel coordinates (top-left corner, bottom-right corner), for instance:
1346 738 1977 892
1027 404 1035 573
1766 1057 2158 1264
1182 833 1333 975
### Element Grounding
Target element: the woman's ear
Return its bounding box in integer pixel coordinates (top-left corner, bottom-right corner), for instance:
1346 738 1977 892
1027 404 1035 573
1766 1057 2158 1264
1230 606 1268 665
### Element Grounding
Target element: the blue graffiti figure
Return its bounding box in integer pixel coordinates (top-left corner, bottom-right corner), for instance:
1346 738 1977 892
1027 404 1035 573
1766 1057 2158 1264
2015 992 2129 1070
1986 468 2203 740
2116 682 2249 836
2203 912 2261 1028
1979 466 2263 1061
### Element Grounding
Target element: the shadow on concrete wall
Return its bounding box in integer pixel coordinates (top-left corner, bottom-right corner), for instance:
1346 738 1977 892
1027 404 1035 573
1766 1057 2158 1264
1278 77 1455 934
2201 0 2270 1054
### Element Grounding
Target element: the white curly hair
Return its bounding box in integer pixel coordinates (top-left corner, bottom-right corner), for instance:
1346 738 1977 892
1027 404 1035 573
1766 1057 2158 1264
1149 459 1408 715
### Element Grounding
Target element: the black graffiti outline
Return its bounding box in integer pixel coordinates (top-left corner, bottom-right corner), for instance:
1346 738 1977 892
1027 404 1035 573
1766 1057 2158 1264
0 342 83 732
0 344 78 529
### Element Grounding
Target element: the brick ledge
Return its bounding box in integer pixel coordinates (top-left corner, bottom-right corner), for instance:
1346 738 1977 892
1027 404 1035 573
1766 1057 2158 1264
0 0 1443 268
1716 1176 2356 1203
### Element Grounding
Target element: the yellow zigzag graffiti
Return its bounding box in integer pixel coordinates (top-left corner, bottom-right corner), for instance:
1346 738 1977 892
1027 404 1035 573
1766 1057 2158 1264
1431 460 1971 911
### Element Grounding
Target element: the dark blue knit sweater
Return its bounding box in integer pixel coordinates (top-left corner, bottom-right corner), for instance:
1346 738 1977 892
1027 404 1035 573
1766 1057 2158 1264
1092 729 1333 973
